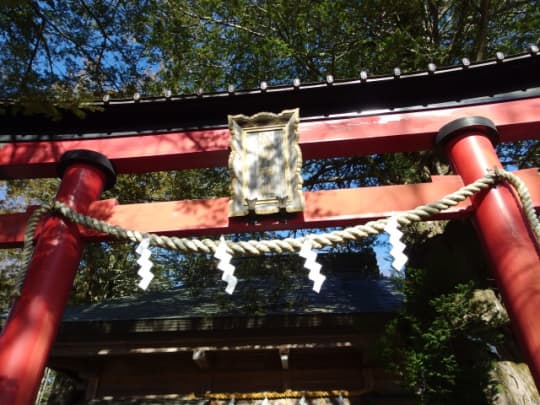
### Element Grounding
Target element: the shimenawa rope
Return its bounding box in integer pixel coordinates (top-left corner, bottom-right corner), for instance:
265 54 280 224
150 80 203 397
14 169 540 294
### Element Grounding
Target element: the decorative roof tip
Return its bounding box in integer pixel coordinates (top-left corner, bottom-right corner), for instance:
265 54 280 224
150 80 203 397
260 81 268 92
102 94 110 103
163 89 172 99
325 75 334 85
292 78 301 88
196 88 204 97
461 57 471 68
496 51 505 62
359 71 368 82
393 67 401 78
227 84 235 94
427 63 437 74
530 44 539 55
133 92 141 101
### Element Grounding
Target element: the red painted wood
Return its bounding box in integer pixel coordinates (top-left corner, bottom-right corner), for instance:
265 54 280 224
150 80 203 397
0 162 108 405
0 169 537 247
1 97 539 179
442 128 540 390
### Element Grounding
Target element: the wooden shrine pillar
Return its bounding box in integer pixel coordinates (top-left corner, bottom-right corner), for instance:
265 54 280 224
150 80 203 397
437 117 540 390
0 150 116 405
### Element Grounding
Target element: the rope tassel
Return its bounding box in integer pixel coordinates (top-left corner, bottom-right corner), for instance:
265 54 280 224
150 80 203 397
384 215 408 272
135 238 154 290
299 239 326 293
214 236 238 294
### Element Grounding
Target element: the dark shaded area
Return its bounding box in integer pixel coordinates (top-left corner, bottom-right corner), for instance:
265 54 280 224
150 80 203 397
381 221 516 404
40 262 406 404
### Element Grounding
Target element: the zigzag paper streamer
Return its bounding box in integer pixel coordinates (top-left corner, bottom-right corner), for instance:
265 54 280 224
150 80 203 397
136 238 154 290
214 236 238 294
299 239 326 293
384 215 408 271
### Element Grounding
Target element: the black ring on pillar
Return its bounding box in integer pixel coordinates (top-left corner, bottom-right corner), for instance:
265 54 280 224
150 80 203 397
57 150 117 190
435 116 499 147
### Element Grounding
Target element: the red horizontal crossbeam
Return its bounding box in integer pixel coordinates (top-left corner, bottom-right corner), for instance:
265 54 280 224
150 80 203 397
1 169 538 248
1 97 539 179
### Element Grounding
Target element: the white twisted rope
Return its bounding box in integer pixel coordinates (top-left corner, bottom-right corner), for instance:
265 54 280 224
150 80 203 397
14 169 539 294
495 169 540 241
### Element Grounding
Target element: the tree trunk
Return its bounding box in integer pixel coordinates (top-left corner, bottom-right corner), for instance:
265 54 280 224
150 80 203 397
474 0 490 61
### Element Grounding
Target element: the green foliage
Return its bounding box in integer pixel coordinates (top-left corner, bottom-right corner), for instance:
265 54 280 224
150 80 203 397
381 222 509 403
1 0 538 109
0 0 155 117
497 140 540 169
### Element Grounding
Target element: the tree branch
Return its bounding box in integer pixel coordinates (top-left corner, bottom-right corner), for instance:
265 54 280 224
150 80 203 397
473 0 490 61
178 6 266 38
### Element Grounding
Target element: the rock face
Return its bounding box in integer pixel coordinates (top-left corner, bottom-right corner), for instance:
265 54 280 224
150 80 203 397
472 289 508 323
472 289 540 404
492 361 540 405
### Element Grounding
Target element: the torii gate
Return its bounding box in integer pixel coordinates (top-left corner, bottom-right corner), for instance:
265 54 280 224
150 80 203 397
0 51 539 404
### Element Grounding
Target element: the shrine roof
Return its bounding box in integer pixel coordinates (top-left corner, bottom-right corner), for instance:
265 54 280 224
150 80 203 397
61 277 402 323
2 48 540 141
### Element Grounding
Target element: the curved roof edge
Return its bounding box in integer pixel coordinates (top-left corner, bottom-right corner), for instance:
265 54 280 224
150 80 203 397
2 51 539 141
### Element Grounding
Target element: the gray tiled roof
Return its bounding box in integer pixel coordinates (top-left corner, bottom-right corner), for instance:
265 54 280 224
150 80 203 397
62 276 402 322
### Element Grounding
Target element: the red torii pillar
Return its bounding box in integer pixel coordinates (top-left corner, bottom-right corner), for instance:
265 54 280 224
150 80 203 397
0 150 116 405
437 117 540 387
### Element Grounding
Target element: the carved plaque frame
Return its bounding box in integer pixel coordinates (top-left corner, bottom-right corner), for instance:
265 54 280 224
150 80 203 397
228 108 304 217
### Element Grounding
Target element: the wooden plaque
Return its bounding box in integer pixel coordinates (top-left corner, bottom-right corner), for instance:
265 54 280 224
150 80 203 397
228 109 304 216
